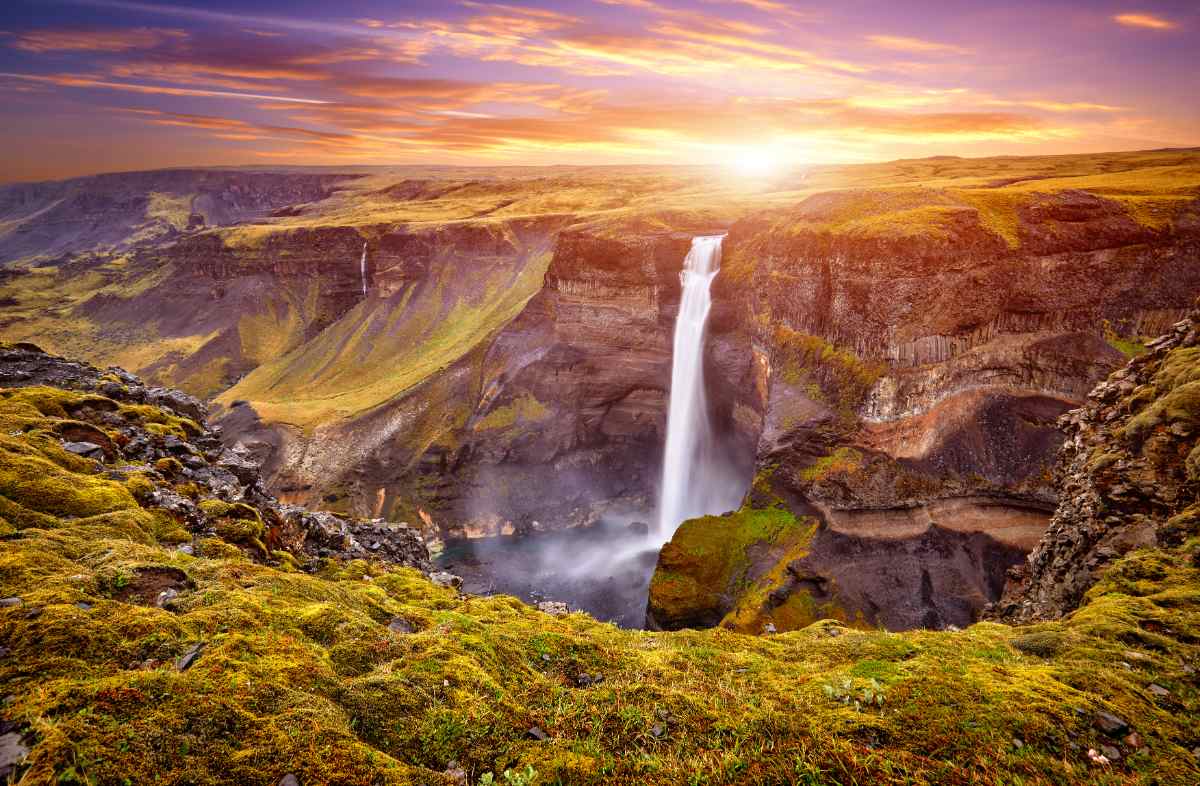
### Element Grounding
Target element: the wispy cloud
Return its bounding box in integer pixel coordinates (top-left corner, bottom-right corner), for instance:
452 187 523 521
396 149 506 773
865 34 971 55
11 27 185 53
1112 12 1178 30
0 72 329 103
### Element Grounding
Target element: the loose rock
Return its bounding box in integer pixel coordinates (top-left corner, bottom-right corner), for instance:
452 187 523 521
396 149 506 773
1093 711 1129 736
175 642 205 671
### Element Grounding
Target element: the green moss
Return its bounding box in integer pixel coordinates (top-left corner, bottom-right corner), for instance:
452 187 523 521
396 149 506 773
475 394 552 432
1124 380 1200 446
649 505 814 630
154 457 183 476
118 403 201 439
799 447 864 483
0 447 136 519
200 500 265 542
772 326 884 426
4 371 1200 784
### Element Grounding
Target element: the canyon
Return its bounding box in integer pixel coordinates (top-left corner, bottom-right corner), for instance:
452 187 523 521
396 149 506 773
2 149 1199 631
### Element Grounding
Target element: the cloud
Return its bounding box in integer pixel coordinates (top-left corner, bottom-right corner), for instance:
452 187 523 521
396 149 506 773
865 34 971 55
11 27 185 53
0 72 328 103
1112 12 1178 30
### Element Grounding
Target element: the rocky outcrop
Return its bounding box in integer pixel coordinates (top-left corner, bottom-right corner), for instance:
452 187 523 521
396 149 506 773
997 311 1200 621
0 342 429 572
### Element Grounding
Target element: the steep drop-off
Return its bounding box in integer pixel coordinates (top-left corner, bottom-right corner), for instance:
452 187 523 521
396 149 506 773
2 344 1199 784
650 173 1200 631
3 153 1200 631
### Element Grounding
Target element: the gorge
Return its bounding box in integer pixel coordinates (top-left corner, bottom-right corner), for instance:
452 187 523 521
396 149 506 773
1 151 1199 635
2 150 1200 784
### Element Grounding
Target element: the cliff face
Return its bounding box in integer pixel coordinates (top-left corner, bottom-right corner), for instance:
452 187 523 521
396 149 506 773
997 311 1200 621
3 154 1200 628
649 185 1200 632
316 227 758 539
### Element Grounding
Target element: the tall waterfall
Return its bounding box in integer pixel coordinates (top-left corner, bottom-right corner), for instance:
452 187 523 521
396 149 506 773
657 235 724 535
359 242 368 296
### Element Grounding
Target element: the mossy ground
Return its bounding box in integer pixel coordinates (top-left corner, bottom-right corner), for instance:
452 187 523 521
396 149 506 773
2 384 1200 784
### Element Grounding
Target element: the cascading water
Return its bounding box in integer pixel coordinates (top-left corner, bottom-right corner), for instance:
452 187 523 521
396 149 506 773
657 234 725 535
359 242 368 296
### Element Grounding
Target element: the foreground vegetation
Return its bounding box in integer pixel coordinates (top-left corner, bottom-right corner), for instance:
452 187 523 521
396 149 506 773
2 368 1199 784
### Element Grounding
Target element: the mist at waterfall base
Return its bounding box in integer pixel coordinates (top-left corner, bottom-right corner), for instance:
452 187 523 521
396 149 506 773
438 236 747 627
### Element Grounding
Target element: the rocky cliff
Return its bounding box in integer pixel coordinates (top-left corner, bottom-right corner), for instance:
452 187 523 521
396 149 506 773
3 153 1199 628
997 310 1200 620
0 342 430 573
649 179 1200 632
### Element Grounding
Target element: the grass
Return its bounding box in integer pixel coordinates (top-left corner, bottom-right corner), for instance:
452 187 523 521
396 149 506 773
214 240 553 431
1 378 1199 784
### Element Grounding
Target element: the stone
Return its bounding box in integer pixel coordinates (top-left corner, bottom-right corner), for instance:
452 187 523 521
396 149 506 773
279 775 300 786
175 642 205 671
526 726 549 741
387 617 416 634
651 723 665 739
62 441 105 460
0 729 30 781
536 600 570 617
1147 683 1170 698
430 571 463 589
1093 711 1129 736
1100 745 1121 761
762 622 777 634
216 447 260 484
443 761 468 785
1123 732 1142 749
0 598 21 608
156 588 179 607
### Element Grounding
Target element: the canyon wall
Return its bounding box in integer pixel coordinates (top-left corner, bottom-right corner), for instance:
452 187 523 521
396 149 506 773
649 188 1200 631
3 159 1199 631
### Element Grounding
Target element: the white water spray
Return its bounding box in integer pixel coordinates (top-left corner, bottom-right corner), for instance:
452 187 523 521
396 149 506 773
657 235 724 535
359 242 368 296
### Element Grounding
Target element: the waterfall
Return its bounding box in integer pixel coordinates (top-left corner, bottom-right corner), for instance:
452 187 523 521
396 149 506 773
359 242 368 296
657 235 724 535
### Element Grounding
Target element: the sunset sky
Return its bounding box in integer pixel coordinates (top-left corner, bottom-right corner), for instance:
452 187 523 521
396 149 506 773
1 0 1197 181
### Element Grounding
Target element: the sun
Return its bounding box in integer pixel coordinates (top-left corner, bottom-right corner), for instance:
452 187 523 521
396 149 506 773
730 147 776 177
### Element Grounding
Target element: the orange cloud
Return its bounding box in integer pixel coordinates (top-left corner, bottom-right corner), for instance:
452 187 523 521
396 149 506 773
865 34 971 55
11 27 186 53
1112 12 1178 30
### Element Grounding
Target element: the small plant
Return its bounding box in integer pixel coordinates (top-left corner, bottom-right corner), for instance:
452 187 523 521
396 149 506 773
478 765 537 786
823 677 885 712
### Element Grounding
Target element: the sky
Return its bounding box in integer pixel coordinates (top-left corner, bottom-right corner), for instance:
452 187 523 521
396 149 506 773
0 0 1197 181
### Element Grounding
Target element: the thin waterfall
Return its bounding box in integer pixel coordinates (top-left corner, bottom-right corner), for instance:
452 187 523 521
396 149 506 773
359 242 368 296
657 235 724 535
